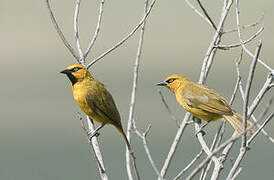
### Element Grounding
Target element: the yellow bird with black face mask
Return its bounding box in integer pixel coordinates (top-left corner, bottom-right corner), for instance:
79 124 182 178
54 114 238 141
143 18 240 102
157 74 256 135
61 64 131 150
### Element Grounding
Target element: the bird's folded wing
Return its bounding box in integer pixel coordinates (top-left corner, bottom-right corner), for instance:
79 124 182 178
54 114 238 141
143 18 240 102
85 87 122 127
182 84 232 115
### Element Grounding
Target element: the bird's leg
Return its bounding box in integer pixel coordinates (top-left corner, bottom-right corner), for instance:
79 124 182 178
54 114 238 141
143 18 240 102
194 117 210 136
200 121 210 129
88 122 106 140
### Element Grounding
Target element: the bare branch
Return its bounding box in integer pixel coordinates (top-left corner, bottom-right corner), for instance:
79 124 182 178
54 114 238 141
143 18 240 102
84 0 105 59
201 130 221 180
226 146 247 180
234 1 272 72
158 113 191 179
248 72 273 118
173 149 204 180
74 0 84 61
87 116 108 179
230 167 242 180
45 0 80 61
186 125 256 180
196 0 217 30
76 113 107 178
158 90 180 127
125 0 150 179
216 27 264 50
236 62 274 144
247 112 274 146
242 41 262 147
133 123 163 179
86 0 158 69
223 14 264 34
185 0 216 30
199 0 233 83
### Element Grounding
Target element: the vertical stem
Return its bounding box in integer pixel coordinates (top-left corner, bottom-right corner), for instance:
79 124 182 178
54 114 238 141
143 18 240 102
242 41 262 147
158 113 190 179
74 0 84 61
87 117 108 180
126 1 149 179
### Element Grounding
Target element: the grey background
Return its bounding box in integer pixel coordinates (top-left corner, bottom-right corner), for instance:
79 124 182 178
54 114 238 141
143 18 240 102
1 0 273 179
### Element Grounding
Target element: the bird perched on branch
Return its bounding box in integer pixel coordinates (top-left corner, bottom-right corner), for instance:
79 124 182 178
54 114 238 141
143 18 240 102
157 74 256 135
61 64 131 150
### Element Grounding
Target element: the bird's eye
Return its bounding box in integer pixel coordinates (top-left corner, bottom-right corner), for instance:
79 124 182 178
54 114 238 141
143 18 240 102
71 67 80 72
166 78 176 83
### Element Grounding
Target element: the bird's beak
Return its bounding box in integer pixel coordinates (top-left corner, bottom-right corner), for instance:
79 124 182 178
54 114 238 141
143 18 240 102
60 69 71 74
156 81 167 86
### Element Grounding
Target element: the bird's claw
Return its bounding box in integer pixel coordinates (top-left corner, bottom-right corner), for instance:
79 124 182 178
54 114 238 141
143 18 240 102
88 130 100 140
195 129 206 137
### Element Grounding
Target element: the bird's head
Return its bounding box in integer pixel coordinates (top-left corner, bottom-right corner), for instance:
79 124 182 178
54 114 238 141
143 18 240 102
60 64 91 85
157 74 188 93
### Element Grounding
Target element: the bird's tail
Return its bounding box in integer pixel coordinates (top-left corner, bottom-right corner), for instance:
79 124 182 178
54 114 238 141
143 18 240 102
116 126 132 151
223 111 256 136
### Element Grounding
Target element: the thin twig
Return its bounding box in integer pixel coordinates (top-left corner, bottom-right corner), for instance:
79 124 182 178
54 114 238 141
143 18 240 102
186 125 256 180
173 149 204 180
242 41 262 147
223 14 264 34
196 0 217 30
199 0 233 83
133 123 163 179
81 115 108 179
217 27 264 50
200 131 221 180
230 167 242 180
86 0 158 69
247 112 274 146
248 72 273 119
226 146 246 180
236 63 274 144
125 1 149 179
185 0 216 30
226 113 274 179
84 0 105 59
45 0 80 61
74 0 84 61
76 113 107 178
252 115 274 144
158 90 180 127
234 1 272 72
158 113 191 179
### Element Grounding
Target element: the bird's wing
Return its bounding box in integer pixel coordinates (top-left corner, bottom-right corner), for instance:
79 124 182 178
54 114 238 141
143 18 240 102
181 83 232 115
85 83 122 128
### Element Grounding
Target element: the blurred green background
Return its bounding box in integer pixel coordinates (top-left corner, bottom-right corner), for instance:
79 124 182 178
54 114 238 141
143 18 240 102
1 0 273 179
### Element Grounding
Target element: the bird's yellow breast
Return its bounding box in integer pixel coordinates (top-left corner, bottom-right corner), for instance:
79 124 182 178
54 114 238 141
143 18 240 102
72 82 95 117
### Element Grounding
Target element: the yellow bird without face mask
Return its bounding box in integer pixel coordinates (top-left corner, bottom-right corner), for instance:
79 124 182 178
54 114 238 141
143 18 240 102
157 74 255 135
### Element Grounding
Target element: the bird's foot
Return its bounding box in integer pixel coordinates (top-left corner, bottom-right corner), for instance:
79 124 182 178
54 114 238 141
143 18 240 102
87 130 100 141
195 129 206 137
